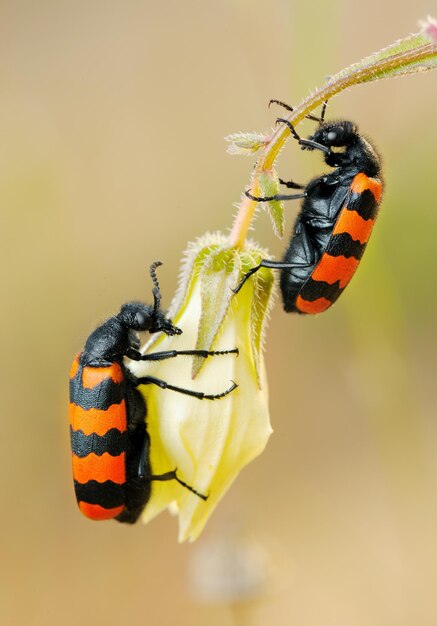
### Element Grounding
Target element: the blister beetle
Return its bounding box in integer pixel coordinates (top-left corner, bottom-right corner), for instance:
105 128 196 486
234 100 383 314
70 262 238 523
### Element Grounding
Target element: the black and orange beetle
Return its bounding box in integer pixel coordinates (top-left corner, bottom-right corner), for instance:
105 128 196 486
69 262 238 523
234 100 383 314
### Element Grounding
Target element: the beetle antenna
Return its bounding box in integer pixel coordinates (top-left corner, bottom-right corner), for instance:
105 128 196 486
149 261 163 315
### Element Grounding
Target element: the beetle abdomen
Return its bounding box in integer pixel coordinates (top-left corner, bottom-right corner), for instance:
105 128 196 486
295 173 383 314
69 354 128 520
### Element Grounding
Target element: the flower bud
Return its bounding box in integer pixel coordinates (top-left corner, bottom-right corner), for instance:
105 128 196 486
129 233 275 541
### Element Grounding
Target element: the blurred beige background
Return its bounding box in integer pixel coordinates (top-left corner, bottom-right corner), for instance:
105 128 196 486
2 1 437 625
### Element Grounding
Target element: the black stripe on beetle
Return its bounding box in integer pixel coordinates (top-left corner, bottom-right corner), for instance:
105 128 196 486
70 427 128 458
326 233 367 259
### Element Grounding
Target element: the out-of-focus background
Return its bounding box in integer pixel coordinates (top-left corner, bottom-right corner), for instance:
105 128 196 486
2 1 437 625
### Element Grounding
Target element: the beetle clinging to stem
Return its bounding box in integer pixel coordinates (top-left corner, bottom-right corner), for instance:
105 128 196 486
234 100 383 314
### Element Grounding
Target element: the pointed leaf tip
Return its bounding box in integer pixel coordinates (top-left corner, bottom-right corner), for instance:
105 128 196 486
258 170 284 239
194 249 240 377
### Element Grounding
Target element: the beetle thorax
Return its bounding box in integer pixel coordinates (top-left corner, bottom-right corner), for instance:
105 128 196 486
82 316 130 364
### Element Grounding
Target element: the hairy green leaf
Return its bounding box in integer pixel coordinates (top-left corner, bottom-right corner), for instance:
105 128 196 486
194 248 241 377
258 170 284 238
225 132 269 156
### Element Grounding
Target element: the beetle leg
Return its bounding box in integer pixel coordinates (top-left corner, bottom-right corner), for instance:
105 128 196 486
234 221 317 295
136 430 208 499
126 347 144 360
136 438 208 500
233 258 312 295
150 469 208 500
245 189 306 203
276 117 303 142
138 348 239 361
233 260 277 294
279 177 306 189
134 376 237 400
319 100 328 124
269 99 323 123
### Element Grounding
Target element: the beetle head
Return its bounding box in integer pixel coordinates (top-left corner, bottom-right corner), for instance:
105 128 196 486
309 120 358 148
118 301 154 331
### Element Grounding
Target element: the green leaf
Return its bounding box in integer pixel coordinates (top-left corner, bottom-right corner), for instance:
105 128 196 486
250 266 275 386
225 132 269 155
194 248 241 377
258 170 284 238
237 248 276 388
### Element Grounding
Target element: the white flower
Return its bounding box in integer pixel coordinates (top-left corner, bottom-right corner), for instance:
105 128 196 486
129 233 275 542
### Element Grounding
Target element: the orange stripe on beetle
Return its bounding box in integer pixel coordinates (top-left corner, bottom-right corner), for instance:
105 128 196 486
350 173 383 201
81 363 124 389
79 502 125 521
312 254 360 289
332 211 375 245
72 452 126 485
69 400 127 436
296 296 332 314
